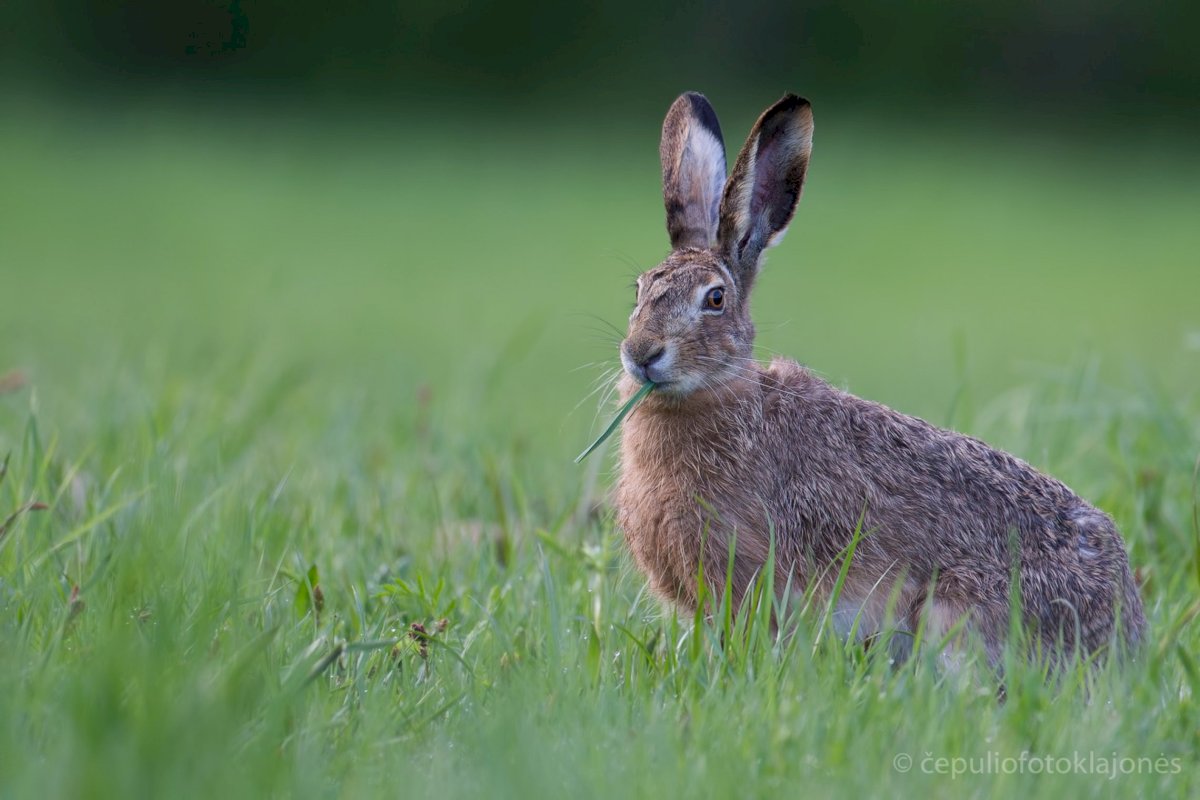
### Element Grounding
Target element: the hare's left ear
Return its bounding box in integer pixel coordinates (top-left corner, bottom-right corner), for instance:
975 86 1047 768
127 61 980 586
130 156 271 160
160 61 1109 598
660 92 727 250
717 94 813 292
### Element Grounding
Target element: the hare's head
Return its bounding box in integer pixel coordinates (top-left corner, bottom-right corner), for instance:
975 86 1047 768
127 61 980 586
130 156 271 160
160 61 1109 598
621 93 813 397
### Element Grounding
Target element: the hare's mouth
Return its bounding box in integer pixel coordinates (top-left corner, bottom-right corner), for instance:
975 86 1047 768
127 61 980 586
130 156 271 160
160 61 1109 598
620 342 732 397
643 373 707 398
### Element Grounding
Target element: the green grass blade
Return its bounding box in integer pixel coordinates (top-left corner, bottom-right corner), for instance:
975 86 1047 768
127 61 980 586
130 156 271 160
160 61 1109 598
574 381 654 464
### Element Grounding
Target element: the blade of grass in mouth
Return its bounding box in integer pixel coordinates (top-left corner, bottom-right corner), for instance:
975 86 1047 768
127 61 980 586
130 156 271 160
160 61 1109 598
574 381 655 464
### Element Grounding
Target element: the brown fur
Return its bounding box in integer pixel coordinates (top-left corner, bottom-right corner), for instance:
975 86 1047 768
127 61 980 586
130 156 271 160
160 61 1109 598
614 92 1146 665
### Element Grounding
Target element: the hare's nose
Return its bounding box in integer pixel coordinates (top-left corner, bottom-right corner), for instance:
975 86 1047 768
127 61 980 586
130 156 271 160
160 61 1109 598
638 347 668 383
621 342 666 384
638 346 665 370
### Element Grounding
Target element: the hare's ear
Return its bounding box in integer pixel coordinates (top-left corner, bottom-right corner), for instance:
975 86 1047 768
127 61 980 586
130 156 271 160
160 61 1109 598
660 92 727 250
717 94 813 292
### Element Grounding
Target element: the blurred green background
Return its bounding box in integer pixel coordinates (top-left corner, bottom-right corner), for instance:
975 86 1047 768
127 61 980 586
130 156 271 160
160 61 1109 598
4 0 1200 120
2 0 1198 459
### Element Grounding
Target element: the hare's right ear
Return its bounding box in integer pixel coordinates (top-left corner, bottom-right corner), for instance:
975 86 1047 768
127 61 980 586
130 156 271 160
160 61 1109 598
717 94 813 293
660 92 727 250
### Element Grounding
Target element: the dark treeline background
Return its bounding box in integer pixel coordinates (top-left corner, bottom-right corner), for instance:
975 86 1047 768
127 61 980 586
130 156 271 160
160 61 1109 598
2 0 1197 125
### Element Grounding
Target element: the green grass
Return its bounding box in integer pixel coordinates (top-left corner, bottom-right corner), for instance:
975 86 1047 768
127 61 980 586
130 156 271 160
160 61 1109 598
1 103 1199 798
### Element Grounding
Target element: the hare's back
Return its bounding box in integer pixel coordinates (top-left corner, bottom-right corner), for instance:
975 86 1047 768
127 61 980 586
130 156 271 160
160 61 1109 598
762 358 1125 560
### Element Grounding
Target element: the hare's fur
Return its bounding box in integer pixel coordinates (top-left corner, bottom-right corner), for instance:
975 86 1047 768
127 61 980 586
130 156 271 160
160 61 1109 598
615 93 1145 664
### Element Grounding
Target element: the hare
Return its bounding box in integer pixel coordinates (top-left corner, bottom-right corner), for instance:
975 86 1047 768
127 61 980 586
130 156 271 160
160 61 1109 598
614 92 1145 666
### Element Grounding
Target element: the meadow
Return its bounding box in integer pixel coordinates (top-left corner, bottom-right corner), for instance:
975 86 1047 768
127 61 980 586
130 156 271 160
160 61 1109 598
1 99 1198 798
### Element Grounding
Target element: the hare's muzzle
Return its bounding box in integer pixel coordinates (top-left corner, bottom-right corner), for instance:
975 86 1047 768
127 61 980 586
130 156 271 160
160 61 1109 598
621 339 670 385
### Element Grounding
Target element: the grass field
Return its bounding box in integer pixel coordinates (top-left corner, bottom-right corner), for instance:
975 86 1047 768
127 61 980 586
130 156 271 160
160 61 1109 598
1 101 1199 798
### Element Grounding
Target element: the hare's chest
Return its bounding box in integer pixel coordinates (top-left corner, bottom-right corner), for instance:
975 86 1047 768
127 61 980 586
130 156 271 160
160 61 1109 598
615 446 763 609
615 457 705 590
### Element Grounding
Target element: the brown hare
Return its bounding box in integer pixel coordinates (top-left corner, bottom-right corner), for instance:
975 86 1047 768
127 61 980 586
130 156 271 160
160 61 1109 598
614 91 1145 666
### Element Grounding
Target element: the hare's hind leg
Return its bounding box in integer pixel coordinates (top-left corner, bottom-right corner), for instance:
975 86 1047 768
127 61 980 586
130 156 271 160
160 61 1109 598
908 597 1008 675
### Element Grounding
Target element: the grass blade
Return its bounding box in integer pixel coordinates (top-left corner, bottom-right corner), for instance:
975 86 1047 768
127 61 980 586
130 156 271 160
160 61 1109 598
574 381 654 463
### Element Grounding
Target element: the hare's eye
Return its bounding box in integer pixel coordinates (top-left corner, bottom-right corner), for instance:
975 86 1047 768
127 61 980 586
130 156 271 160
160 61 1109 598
704 287 725 311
